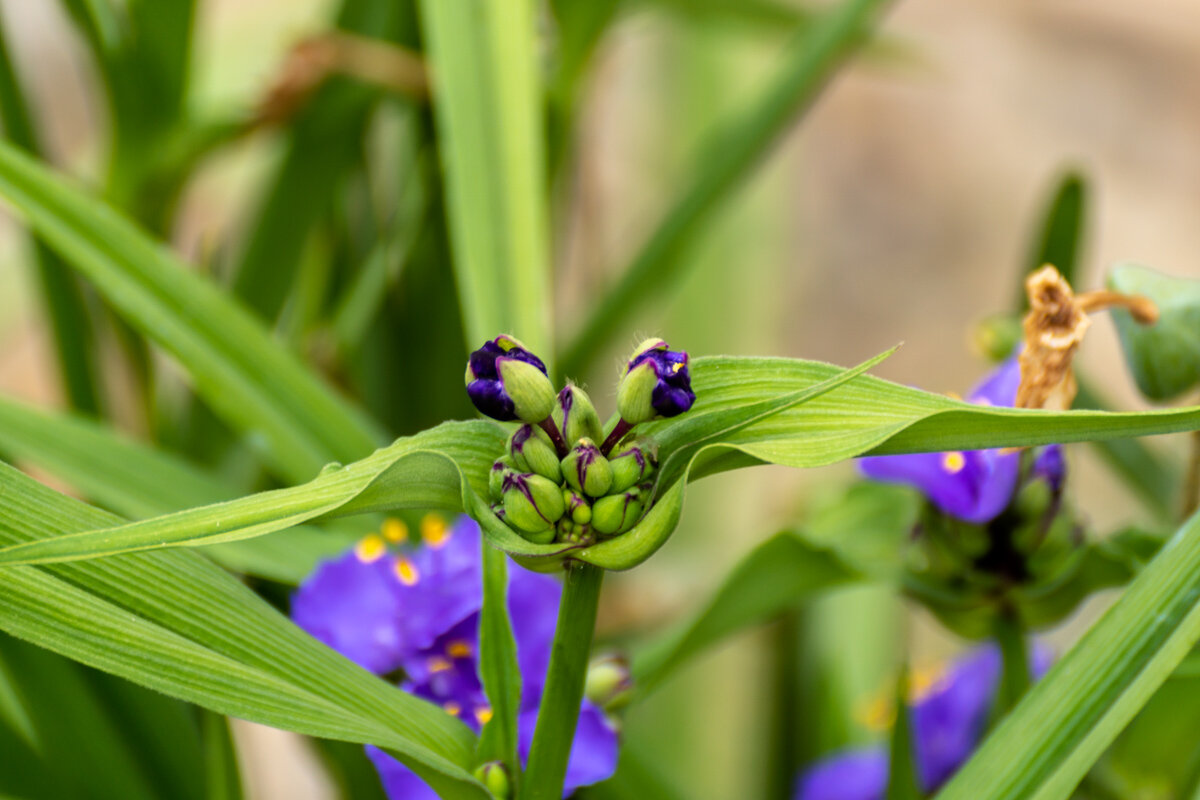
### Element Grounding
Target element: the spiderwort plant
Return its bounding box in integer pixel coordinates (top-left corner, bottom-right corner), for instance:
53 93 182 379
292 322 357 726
293 515 620 798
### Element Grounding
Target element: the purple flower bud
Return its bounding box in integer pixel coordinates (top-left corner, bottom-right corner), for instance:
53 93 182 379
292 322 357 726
616 338 696 424
1031 445 1066 493
465 335 555 423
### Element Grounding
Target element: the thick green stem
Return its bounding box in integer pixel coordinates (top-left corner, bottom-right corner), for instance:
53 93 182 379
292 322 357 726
521 562 604 800
991 609 1031 722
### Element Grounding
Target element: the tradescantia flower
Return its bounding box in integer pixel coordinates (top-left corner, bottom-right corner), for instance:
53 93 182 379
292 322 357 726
465 335 557 424
858 357 1064 525
292 515 619 799
794 645 1051 800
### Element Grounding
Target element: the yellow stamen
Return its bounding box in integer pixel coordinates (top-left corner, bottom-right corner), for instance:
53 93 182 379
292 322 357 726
382 517 408 543
354 534 386 563
474 706 494 725
443 702 461 716
393 557 419 586
447 640 473 659
428 657 453 674
857 694 895 732
942 451 966 474
421 513 450 548
855 661 949 731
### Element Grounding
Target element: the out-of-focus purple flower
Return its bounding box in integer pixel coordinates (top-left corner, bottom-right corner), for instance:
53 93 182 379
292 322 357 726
292 515 618 798
616 339 695 424
859 358 1065 524
1031 445 1066 493
465 334 556 423
794 644 1052 800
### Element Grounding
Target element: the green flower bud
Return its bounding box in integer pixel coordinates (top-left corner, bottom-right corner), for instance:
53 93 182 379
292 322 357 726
497 357 556 423
972 313 1022 363
608 440 657 493
502 472 565 535
1108 263 1199 401
563 488 593 525
465 335 556 423
489 457 513 500
616 338 695 424
592 491 643 535
585 654 633 711
508 424 562 483
554 384 603 444
561 438 614 498
472 762 511 799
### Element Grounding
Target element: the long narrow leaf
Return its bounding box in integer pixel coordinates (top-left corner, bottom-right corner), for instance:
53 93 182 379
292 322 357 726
0 461 486 798
0 140 385 483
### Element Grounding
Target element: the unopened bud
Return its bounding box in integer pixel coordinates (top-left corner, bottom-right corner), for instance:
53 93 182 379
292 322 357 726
608 440 657 493
616 338 695 424
585 654 633 711
465 334 556 423
555 384 603 444
489 458 513 500
561 439 614 498
563 488 593 525
472 762 511 799
501 472 565 535
508 424 562 482
592 491 643 535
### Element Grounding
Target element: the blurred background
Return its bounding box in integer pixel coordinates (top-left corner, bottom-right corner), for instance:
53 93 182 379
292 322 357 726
1 0 1198 797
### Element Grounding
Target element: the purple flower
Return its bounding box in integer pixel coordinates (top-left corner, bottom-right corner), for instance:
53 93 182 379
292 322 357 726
616 339 695 424
466 334 556 423
859 358 1064 524
292 515 618 798
794 644 1053 800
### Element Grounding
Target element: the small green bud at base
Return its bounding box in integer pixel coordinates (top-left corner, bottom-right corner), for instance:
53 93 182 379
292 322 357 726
502 472 565 533
562 488 592 525
585 654 633 711
561 438 614 498
496 358 556 423
508 424 562 482
592 492 643 535
608 440 657 493
472 762 511 799
555 384 604 444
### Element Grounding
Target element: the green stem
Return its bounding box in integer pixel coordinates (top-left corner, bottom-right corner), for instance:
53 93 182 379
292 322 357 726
522 562 604 800
992 609 1030 720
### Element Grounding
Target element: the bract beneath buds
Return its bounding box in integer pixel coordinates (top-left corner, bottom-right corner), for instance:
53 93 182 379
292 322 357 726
562 439 614 498
465 335 556 423
616 338 695 424
556 384 603 444
509 424 562 483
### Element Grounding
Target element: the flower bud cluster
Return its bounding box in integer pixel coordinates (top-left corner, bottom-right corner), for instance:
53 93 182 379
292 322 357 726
465 335 692 546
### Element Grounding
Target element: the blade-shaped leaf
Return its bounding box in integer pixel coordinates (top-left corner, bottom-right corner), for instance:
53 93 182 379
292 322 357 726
0 140 385 484
631 531 860 696
4 355 1200 569
934 509 1200 800
418 0 552 356
0 461 486 799
0 394 353 582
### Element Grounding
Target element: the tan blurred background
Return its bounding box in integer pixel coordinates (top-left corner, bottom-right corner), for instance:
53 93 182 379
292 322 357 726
2 0 1199 797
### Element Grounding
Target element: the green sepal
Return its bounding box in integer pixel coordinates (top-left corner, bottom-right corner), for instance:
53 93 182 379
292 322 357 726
1109 263 1200 401
507 425 561 483
496 358 556 423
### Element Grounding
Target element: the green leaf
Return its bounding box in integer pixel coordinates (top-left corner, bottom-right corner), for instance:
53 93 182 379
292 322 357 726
0 140 385 483
201 713 243 800
5 354 1200 570
0 394 354 583
560 0 894 376
418 0 553 357
1108 263 1200 402
933 509 1200 800
886 665 922 800
0 461 486 799
631 531 860 696
1021 172 1086 304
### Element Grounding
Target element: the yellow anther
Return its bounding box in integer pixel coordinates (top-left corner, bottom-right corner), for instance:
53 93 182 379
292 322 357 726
354 534 387 563
941 451 966 474
855 661 949 732
447 640 473 659
428 657 453 674
382 517 409 543
856 694 896 732
908 662 948 702
443 702 461 716
421 513 450 548
475 706 494 725
393 557 420 586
